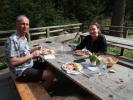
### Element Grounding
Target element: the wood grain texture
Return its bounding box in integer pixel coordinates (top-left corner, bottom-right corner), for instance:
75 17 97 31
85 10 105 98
15 82 51 100
41 41 133 100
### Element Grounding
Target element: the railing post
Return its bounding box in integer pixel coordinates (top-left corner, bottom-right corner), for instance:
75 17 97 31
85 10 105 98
123 28 128 38
120 28 128 56
59 27 65 35
46 28 50 38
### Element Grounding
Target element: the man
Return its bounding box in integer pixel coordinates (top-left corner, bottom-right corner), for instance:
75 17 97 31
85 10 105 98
5 15 54 87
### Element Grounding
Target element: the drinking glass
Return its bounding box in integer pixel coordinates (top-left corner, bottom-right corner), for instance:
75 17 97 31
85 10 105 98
98 61 108 75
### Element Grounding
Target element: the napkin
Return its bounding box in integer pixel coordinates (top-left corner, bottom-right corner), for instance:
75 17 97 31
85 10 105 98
44 54 55 59
87 67 99 71
84 64 99 71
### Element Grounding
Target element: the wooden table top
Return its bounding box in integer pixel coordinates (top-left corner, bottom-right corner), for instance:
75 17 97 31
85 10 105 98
40 41 133 100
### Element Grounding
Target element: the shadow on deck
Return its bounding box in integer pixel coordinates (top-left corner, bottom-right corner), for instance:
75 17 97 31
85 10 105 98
49 71 98 100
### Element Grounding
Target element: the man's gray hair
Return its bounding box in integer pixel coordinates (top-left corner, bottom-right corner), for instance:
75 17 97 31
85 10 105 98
16 15 29 22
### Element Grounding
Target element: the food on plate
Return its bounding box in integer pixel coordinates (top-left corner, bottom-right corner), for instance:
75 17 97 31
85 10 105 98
42 48 54 55
63 62 81 71
74 50 92 56
99 55 118 68
106 57 115 63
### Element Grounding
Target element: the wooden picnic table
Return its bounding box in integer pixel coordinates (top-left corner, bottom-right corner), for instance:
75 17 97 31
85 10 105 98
39 40 133 100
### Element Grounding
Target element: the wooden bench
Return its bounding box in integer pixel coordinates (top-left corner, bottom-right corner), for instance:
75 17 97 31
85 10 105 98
0 68 51 100
15 82 51 100
0 46 51 100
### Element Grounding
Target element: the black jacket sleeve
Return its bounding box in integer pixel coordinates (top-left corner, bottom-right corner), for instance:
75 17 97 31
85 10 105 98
98 35 107 53
76 36 88 50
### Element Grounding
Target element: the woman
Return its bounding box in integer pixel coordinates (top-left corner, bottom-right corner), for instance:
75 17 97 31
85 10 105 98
76 22 107 54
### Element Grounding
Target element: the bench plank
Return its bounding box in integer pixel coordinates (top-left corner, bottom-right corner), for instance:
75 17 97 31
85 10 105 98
15 82 51 100
15 82 34 100
107 41 133 50
105 35 133 48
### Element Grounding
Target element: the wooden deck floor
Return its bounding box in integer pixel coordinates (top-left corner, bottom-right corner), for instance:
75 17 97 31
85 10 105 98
49 71 98 100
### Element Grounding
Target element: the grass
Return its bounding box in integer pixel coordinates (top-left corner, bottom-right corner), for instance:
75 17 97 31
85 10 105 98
128 35 133 39
107 46 121 55
108 46 133 59
123 49 133 59
68 37 81 44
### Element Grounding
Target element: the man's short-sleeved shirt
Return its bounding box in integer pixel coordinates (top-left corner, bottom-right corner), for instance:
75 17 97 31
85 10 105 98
5 33 33 77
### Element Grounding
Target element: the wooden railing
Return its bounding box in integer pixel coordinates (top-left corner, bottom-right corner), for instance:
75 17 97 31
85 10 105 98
102 25 133 38
0 23 82 45
0 23 133 56
1 23 133 43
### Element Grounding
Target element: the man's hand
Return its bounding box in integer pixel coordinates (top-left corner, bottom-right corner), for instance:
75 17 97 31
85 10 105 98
31 50 41 58
31 44 42 52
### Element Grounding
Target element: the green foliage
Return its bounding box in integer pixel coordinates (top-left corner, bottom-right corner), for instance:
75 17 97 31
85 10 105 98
0 0 133 30
0 0 15 29
0 57 7 70
0 0 113 29
126 0 133 20
89 53 98 62
89 53 101 64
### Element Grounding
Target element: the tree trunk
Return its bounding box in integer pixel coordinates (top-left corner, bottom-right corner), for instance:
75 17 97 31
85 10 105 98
110 0 126 37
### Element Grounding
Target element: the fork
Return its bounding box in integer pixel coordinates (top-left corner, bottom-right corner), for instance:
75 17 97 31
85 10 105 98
77 70 90 79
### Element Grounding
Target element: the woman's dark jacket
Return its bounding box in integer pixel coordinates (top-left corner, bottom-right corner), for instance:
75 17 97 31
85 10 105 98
76 34 107 53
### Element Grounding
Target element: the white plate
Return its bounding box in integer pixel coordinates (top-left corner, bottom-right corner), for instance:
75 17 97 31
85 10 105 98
61 62 83 74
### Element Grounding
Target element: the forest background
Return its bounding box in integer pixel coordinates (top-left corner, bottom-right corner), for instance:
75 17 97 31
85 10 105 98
0 0 132 30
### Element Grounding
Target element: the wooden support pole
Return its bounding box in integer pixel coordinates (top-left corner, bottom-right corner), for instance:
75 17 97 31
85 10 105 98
120 29 128 56
46 28 50 38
